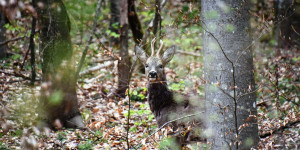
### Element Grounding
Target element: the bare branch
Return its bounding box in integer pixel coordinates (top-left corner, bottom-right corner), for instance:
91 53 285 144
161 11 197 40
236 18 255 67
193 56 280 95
0 36 26 46
0 70 36 81
260 119 300 138
140 0 168 47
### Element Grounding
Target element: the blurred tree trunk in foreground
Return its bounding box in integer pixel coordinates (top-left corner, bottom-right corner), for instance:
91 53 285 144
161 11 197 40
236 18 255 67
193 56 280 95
202 0 258 149
0 10 6 59
35 0 84 128
109 0 120 46
274 0 300 47
116 0 131 98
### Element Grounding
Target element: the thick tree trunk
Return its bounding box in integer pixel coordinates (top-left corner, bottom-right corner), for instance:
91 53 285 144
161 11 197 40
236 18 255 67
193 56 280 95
109 0 120 46
35 0 84 128
0 10 6 58
202 0 258 149
116 0 131 98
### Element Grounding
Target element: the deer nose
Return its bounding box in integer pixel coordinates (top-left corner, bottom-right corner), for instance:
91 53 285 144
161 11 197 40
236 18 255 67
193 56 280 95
148 71 157 78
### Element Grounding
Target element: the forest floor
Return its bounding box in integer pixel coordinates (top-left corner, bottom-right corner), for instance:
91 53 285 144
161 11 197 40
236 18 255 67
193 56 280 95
1 47 299 149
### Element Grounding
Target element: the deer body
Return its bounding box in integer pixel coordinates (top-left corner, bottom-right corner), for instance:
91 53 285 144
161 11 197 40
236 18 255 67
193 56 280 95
147 77 174 126
136 39 204 146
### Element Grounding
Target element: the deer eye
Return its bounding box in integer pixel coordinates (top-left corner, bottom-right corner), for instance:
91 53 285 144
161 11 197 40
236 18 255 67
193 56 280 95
159 64 163 68
145 64 149 68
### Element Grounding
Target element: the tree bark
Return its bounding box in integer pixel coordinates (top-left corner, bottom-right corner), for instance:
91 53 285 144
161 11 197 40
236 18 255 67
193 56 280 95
116 0 131 98
0 10 6 58
202 0 258 149
153 0 161 37
109 0 120 46
128 0 143 44
30 0 36 85
35 0 84 128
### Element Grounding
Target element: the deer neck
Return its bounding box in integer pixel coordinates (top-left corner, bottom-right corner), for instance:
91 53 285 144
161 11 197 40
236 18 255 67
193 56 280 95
147 73 174 116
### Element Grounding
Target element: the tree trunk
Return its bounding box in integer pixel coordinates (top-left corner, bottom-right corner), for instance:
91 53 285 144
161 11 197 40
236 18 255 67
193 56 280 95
35 0 84 128
109 0 120 46
128 0 143 44
274 0 300 47
0 10 6 58
116 0 131 98
202 0 258 149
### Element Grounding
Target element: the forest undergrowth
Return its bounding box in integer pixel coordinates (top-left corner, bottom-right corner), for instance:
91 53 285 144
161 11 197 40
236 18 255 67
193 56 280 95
0 42 299 149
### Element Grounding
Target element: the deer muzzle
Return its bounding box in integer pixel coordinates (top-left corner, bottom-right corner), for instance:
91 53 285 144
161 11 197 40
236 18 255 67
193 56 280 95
148 71 158 81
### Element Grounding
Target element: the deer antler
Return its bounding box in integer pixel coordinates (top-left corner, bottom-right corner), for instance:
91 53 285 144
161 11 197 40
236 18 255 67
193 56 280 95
156 40 164 56
151 38 156 56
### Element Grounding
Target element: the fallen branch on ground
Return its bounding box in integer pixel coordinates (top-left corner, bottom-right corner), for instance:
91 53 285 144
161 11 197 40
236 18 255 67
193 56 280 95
79 61 114 76
259 119 300 138
0 36 26 46
0 70 31 80
91 57 116 64
0 70 41 83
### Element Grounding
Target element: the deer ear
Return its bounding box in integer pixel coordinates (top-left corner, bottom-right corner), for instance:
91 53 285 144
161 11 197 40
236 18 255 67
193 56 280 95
162 45 175 65
135 45 148 64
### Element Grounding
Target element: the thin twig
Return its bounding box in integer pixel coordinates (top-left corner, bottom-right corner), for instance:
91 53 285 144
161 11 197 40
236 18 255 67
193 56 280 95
291 25 300 36
75 0 102 79
126 87 131 149
125 49 138 149
0 36 26 46
20 46 31 71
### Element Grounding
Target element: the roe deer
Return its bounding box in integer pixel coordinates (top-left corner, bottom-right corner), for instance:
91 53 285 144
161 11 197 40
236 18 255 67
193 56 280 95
135 38 205 146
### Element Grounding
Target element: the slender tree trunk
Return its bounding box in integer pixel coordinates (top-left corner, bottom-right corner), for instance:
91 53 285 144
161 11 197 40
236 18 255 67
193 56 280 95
116 0 131 98
109 0 120 46
274 0 293 47
30 0 36 85
202 0 258 149
128 0 143 44
0 10 6 58
153 0 161 37
35 0 84 128
274 0 300 47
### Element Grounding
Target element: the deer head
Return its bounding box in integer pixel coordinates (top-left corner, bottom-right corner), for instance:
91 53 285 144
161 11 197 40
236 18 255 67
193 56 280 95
135 38 175 83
